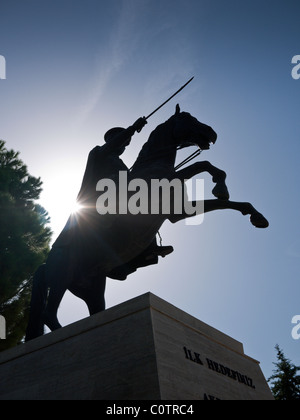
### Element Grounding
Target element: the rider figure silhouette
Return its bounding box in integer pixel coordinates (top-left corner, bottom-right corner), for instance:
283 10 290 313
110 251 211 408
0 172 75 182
53 117 173 280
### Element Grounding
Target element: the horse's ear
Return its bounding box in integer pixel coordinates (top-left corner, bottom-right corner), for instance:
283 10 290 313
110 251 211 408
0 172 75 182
175 104 181 114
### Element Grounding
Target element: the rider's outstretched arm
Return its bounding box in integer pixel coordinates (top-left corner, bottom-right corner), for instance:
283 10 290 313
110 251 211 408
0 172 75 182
105 117 147 152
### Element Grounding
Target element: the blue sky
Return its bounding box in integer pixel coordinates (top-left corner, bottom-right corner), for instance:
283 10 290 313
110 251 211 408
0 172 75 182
1 0 300 382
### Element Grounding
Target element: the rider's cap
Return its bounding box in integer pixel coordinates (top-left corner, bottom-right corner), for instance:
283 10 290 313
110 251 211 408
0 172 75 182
104 127 127 143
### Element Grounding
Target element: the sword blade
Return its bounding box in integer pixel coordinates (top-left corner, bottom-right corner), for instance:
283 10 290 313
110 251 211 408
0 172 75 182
145 76 194 120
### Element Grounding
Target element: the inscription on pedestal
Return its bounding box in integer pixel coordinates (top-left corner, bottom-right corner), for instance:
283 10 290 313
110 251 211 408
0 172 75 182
0 294 273 400
183 345 257 399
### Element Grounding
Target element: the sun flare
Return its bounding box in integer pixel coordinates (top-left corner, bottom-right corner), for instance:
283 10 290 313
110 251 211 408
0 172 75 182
71 202 84 214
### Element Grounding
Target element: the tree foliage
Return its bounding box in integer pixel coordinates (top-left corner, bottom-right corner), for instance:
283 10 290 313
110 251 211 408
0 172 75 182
0 140 52 350
268 344 300 400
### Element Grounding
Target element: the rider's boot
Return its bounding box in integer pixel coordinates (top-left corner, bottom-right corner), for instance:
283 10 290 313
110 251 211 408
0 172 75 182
145 245 174 260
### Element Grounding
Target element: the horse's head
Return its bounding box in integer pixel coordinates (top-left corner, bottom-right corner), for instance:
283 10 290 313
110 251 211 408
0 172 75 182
172 104 217 151
132 105 218 172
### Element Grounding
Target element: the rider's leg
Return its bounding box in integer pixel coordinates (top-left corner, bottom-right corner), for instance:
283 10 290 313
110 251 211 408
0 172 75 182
144 238 174 259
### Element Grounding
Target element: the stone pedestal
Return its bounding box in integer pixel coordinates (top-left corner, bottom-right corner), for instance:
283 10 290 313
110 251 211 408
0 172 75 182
0 293 273 400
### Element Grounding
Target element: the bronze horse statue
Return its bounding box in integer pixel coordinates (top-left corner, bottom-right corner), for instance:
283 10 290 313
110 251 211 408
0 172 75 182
25 105 268 341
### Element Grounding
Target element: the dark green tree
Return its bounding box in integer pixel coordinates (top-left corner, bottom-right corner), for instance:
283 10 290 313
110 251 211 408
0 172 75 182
268 345 300 400
0 140 52 351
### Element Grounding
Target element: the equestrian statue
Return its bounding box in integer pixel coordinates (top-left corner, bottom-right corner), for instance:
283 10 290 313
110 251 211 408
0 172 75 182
26 102 269 341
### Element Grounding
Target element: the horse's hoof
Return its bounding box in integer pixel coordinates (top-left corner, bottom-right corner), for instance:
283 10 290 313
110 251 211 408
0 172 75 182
250 212 269 228
212 183 230 200
43 312 62 332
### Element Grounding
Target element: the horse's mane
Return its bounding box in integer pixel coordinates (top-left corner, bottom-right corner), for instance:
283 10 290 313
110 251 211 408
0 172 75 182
133 115 176 168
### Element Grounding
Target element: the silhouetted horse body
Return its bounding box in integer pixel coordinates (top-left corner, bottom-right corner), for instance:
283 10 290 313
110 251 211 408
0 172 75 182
26 106 268 341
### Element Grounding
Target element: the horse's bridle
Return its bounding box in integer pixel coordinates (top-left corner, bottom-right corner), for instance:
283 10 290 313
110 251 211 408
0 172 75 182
130 145 202 172
174 146 202 171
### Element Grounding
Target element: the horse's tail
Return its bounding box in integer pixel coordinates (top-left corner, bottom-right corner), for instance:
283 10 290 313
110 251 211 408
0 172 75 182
25 264 48 342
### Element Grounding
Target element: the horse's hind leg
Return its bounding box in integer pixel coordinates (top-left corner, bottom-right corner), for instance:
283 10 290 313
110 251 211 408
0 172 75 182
43 286 65 331
25 264 48 341
69 274 106 315
85 276 106 315
43 248 71 331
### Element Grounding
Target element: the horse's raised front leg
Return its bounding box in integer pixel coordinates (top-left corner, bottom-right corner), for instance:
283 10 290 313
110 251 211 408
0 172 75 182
205 200 269 228
176 161 230 200
170 199 269 228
